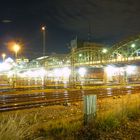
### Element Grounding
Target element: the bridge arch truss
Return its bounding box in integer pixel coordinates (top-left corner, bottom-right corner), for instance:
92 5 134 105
70 34 140 66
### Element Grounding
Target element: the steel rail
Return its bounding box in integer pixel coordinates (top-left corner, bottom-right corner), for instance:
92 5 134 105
0 87 140 112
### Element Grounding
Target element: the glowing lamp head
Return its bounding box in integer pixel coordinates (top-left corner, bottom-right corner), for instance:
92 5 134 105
131 43 135 48
42 26 45 31
2 53 6 59
102 48 107 53
13 44 20 53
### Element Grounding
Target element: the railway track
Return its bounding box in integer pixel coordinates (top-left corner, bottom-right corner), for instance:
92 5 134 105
0 86 140 112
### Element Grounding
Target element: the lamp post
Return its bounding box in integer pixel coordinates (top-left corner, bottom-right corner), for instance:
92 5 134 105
41 26 47 88
2 53 6 62
42 26 46 56
101 48 108 62
70 47 76 88
102 48 108 83
12 43 20 88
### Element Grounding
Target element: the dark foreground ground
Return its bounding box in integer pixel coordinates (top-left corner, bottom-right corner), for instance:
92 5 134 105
0 93 140 140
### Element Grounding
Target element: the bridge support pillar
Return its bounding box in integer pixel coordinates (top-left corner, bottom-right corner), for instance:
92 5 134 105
123 70 128 84
103 69 108 84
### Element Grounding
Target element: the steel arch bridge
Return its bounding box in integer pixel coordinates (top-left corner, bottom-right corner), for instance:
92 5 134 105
44 34 140 69
70 34 140 67
110 34 140 58
3 35 140 88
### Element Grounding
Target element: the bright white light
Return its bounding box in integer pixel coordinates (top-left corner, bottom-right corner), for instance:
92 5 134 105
131 43 135 48
105 66 117 77
117 54 123 60
53 68 62 77
5 57 14 63
47 72 53 77
0 62 12 72
18 72 26 78
8 71 14 77
19 68 47 78
102 49 107 53
62 67 71 78
66 60 70 63
105 66 115 72
38 68 46 77
25 70 32 77
78 67 86 77
42 26 46 31
126 65 136 75
13 44 20 53
2 53 6 61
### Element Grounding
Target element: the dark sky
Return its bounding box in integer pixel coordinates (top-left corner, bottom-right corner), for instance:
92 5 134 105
0 0 140 59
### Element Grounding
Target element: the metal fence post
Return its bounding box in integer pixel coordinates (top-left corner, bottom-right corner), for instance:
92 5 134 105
84 95 97 125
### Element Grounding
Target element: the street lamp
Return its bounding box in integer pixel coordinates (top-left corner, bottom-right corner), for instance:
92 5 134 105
12 43 20 88
79 53 82 57
41 26 47 88
102 48 108 53
13 44 20 60
131 43 135 48
41 26 46 56
2 53 6 62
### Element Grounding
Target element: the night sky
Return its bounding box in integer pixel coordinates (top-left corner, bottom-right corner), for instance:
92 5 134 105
0 0 140 59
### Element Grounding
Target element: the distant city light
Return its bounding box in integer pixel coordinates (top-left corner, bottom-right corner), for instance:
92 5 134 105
47 72 53 77
126 65 136 75
53 68 62 77
78 67 86 77
1 53 6 61
5 57 14 63
17 68 47 78
105 65 117 77
0 62 12 72
62 67 71 78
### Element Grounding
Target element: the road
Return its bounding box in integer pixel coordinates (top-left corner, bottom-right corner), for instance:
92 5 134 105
0 85 140 112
